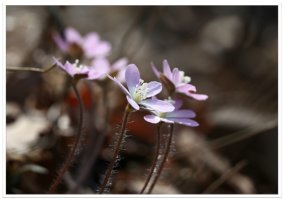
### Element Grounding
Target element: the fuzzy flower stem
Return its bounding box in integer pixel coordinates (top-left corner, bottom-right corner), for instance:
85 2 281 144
99 104 131 194
48 78 84 193
147 124 174 194
140 123 162 194
69 83 110 194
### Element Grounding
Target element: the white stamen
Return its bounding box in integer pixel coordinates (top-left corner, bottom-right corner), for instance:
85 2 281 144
179 70 191 83
133 79 148 102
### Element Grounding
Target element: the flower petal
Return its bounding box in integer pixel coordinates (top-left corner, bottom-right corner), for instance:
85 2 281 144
91 58 110 74
83 33 100 58
173 99 183 110
140 99 175 112
125 64 140 96
186 93 208 101
64 61 77 76
53 57 67 71
116 68 126 82
53 34 68 52
166 118 199 127
144 115 161 124
160 118 175 124
93 41 112 57
107 75 130 96
166 109 196 118
146 81 162 97
176 84 196 93
87 70 104 80
65 27 83 44
172 68 180 85
126 95 140 110
163 59 173 80
151 62 160 78
112 58 128 71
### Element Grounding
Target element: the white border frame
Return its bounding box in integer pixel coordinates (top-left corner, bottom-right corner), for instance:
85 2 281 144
1 1 283 200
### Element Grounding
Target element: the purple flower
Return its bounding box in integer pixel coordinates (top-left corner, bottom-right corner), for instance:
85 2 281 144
152 60 208 101
53 27 111 58
53 58 103 80
144 99 199 127
91 57 128 81
108 64 175 112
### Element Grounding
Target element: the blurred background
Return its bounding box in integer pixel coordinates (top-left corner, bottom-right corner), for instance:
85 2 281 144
6 6 278 194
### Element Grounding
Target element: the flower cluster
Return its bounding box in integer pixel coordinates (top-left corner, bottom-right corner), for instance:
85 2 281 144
152 60 208 101
50 26 208 194
53 27 128 82
109 60 207 127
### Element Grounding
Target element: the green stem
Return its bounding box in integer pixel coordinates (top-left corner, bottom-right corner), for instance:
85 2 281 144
140 124 161 194
99 105 131 194
147 124 174 194
48 79 84 193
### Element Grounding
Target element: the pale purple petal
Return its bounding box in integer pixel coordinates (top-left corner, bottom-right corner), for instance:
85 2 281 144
144 115 161 124
92 41 112 57
87 70 104 80
125 64 140 96
166 109 196 118
172 68 180 85
83 33 100 58
112 58 128 71
185 93 208 101
63 61 77 76
146 81 162 97
65 27 83 44
173 99 183 110
107 75 130 96
166 118 199 127
160 118 175 124
53 34 68 52
84 33 100 45
91 58 110 74
116 68 126 82
162 60 172 80
151 62 160 78
140 99 175 112
126 95 140 110
53 57 67 71
176 84 196 93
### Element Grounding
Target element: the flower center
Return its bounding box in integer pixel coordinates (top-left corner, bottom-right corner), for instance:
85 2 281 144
158 112 167 118
179 71 191 83
74 59 86 72
133 79 148 102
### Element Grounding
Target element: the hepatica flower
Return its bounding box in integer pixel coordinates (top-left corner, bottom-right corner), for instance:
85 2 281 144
91 57 128 82
108 64 175 112
152 60 208 101
144 99 199 127
54 27 111 58
53 58 103 80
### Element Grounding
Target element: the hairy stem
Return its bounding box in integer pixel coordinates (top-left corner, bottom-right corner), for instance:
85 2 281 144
48 79 84 193
147 124 174 194
69 84 110 193
140 124 161 194
99 105 131 194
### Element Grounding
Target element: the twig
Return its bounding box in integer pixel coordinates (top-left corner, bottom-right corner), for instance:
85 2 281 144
140 124 162 194
6 64 56 73
202 161 247 194
147 124 174 194
210 120 277 149
48 78 84 193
